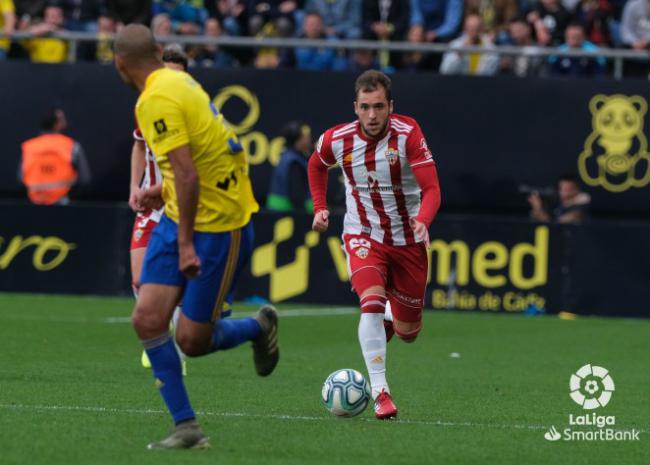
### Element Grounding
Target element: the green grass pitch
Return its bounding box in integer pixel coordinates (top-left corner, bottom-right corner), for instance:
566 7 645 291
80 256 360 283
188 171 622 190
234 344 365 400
0 293 647 465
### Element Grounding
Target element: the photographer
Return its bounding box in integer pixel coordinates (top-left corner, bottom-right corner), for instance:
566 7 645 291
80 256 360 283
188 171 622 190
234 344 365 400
527 175 590 224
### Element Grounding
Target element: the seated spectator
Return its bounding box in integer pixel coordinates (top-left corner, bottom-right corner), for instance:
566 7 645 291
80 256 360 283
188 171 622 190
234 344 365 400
107 0 151 26
23 4 68 63
281 12 342 70
440 14 500 75
620 0 650 50
0 0 16 60
527 0 571 45
464 0 519 42
304 0 362 39
194 17 235 67
248 0 298 38
548 22 606 77
60 0 106 32
254 21 281 68
152 0 208 35
347 48 381 72
400 24 439 71
500 17 545 76
411 0 463 42
528 174 590 224
205 0 248 36
77 14 116 62
573 0 613 46
363 0 410 70
152 12 174 36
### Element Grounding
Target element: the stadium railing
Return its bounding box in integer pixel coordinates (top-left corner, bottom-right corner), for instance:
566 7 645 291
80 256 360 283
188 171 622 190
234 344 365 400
1 30 648 80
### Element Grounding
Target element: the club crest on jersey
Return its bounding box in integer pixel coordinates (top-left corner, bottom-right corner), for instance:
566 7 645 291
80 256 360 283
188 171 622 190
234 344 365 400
386 148 399 166
356 247 369 259
134 228 144 241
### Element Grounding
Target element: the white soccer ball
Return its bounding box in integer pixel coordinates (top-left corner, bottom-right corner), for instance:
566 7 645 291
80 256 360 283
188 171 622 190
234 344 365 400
322 368 371 417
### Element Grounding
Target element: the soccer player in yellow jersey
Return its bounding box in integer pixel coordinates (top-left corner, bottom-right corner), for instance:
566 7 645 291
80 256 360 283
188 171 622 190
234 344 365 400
114 25 279 450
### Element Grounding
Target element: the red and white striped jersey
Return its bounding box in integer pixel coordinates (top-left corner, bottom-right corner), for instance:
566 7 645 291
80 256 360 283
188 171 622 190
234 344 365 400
133 127 163 223
315 114 434 246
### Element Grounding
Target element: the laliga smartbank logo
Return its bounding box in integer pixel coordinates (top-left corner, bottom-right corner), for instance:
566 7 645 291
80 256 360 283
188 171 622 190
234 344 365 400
544 364 640 442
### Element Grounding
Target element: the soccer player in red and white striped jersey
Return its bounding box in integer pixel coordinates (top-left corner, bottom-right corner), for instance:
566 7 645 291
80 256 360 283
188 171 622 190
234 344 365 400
308 70 441 419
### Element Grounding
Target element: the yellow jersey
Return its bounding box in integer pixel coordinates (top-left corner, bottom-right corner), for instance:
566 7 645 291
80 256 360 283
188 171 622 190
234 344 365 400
0 0 15 51
136 67 259 233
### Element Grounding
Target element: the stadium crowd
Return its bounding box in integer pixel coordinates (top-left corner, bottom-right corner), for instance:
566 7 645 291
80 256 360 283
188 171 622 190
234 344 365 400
0 0 648 77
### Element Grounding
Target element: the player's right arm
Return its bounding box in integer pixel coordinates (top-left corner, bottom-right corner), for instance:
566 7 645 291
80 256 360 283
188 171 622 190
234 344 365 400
308 131 337 232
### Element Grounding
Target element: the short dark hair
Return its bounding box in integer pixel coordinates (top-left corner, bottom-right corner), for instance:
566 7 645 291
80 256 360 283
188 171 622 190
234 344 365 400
355 70 392 101
559 174 581 186
282 121 309 147
162 44 189 71
41 108 61 131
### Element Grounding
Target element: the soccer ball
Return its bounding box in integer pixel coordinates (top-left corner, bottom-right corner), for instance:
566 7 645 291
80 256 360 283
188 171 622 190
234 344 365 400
322 368 371 417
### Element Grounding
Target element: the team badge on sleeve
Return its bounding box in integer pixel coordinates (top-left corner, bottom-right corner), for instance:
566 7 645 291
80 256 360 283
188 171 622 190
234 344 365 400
356 247 369 259
420 138 433 159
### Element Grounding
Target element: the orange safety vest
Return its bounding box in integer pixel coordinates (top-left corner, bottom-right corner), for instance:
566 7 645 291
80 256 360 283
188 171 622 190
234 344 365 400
21 134 78 205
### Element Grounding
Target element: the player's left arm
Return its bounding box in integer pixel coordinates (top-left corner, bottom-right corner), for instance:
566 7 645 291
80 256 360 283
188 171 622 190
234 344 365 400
167 144 200 278
138 93 199 277
405 123 442 244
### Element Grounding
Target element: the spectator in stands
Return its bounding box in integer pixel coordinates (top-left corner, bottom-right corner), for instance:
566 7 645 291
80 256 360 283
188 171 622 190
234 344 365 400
411 0 463 42
464 0 519 42
153 0 208 35
205 0 248 36
24 4 68 63
528 174 590 224
78 13 116 62
152 12 173 36
347 48 381 71
548 22 606 76
401 23 438 71
363 0 410 70
107 0 151 27
281 11 342 70
304 0 362 39
620 0 650 50
440 14 500 75
59 0 107 32
248 0 299 38
0 0 16 60
573 0 613 46
266 121 313 213
500 17 545 76
194 17 235 66
527 0 571 45
20 108 91 206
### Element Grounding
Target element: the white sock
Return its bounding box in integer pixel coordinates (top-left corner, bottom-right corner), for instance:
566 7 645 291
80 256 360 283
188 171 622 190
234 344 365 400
384 300 393 322
358 312 389 399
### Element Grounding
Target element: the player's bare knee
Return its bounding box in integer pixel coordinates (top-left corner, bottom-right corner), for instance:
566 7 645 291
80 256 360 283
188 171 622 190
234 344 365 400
132 304 168 338
394 320 422 343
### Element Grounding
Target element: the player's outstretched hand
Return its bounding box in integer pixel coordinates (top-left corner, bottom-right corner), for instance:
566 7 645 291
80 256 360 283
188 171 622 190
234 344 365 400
312 209 330 232
410 218 430 249
179 245 201 279
129 186 144 212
